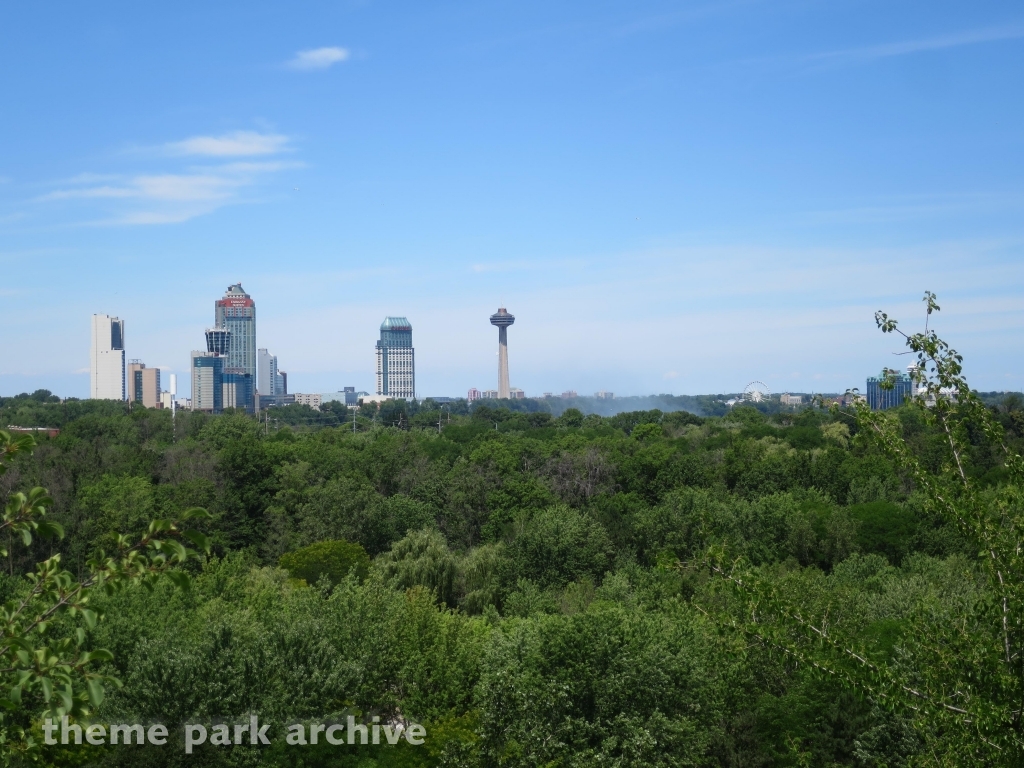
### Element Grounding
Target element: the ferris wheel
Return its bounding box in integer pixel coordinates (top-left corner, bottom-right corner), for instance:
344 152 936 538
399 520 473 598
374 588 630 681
742 381 771 403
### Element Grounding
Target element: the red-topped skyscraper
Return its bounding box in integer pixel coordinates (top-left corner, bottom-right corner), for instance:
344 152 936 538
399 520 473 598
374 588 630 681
212 283 256 411
214 283 256 381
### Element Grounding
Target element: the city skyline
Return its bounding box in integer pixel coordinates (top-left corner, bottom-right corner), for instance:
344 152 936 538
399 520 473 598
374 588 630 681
2 2 1023 398
36 288 1024 405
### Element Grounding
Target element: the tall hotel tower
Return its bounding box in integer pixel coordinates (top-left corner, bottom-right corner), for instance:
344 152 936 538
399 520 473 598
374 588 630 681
375 317 415 399
90 314 126 400
212 284 256 410
489 307 515 399
214 284 256 382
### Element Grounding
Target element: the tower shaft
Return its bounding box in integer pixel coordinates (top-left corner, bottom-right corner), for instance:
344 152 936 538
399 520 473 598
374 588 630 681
497 326 510 399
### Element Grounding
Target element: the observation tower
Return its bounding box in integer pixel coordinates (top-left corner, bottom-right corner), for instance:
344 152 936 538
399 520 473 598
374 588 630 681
489 307 515 399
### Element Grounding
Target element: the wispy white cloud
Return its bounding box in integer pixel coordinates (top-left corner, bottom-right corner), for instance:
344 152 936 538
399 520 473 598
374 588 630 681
111 210 216 226
40 185 135 201
798 193 1024 225
806 23 1024 65
286 46 350 70
36 133 299 225
38 175 238 203
60 172 120 185
166 131 290 157
720 22 1024 75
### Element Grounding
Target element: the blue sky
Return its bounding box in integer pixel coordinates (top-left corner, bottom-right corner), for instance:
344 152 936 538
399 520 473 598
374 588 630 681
1 1 1023 399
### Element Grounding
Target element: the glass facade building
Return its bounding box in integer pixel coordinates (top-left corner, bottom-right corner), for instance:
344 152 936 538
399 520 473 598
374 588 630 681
213 284 255 411
191 352 224 413
866 370 913 410
214 283 256 381
375 317 415 399
223 372 254 411
206 328 231 356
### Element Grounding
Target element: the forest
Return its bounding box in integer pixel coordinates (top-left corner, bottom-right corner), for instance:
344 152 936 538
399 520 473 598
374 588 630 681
1 323 1024 766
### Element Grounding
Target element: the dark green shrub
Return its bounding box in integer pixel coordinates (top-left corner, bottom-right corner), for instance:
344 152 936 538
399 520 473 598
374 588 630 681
278 539 370 585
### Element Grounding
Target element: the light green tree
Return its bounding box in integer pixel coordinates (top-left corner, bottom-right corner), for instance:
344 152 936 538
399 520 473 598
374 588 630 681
699 293 1024 764
0 429 209 757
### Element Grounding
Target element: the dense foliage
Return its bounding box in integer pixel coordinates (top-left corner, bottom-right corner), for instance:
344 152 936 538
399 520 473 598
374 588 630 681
2 362 1024 764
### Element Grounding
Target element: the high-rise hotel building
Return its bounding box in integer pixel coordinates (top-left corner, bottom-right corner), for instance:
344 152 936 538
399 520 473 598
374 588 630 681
375 317 415 399
90 314 126 400
215 284 256 382
209 283 255 411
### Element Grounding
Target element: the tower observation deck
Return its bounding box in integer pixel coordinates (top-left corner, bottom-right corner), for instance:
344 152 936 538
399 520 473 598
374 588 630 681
489 307 515 399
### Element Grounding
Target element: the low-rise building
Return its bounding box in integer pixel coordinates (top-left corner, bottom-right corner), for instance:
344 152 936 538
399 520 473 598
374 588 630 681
128 361 162 408
509 388 525 399
595 391 614 399
322 387 359 407
293 393 323 410
467 388 481 402
780 393 803 406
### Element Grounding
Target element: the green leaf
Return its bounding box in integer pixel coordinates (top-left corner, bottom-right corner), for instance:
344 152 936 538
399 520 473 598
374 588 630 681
40 677 52 703
86 679 104 707
163 540 188 562
181 507 212 520
38 521 65 540
81 609 98 630
166 571 190 590
182 530 211 553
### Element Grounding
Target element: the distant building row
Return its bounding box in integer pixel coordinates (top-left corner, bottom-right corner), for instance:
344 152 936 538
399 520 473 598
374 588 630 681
91 315 178 409
466 388 614 402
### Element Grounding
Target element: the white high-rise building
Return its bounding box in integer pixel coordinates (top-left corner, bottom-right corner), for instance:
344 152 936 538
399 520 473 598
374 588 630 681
258 348 279 395
375 317 415 399
90 314 126 400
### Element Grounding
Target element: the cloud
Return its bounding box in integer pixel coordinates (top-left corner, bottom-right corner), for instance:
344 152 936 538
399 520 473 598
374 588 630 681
37 142 299 225
166 131 290 157
38 175 238 203
40 185 136 201
287 47 350 70
807 23 1024 65
722 23 1024 75
60 172 120 185
111 210 216 225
